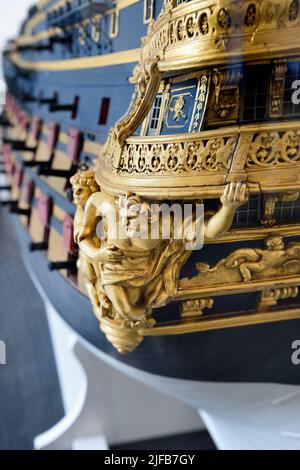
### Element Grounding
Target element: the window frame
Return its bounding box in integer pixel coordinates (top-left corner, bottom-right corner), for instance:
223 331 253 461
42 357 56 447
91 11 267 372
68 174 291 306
233 195 262 228
141 82 167 136
109 9 119 39
143 0 154 24
240 63 271 124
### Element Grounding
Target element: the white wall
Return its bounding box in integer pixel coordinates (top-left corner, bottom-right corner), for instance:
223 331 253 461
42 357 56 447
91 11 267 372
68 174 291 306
0 0 34 95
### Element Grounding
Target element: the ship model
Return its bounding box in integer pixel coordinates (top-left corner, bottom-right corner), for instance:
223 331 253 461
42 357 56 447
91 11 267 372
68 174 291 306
2 0 300 449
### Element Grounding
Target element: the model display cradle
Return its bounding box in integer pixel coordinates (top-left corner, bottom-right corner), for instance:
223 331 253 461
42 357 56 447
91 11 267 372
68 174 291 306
72 0 300 353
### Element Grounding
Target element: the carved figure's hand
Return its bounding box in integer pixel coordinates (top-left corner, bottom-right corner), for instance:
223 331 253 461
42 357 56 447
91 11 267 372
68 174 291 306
96 245 124 263
221 182 248 210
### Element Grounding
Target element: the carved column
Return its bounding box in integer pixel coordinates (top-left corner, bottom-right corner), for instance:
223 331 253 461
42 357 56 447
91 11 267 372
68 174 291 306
269 60 287 118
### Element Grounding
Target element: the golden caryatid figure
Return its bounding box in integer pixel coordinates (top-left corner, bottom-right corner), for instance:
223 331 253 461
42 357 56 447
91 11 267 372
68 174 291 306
72 0 300 352
72 169 247 352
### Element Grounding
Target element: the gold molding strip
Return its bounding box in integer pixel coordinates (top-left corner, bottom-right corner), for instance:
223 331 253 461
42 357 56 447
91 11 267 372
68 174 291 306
116 0 141 10
49 0 140 14
141 307 300 337
9 48 141 71
127 120 300 145
208 224 300 244
24 11 46 34
177 276 300 301
23 0 141 39
15 28 62 47
37 0 52 7
159 44 300 73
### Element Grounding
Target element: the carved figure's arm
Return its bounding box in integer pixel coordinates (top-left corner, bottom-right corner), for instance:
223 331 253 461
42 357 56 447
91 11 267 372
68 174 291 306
78 193 102 241
205 182 248 240
78 193 124 263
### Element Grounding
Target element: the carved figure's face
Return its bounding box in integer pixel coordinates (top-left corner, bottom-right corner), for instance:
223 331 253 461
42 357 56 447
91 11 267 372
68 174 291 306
266 236 284 251
73 184 91 206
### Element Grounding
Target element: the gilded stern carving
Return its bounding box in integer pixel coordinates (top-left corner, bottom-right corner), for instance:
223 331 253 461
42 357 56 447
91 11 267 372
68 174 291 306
68 0 300 353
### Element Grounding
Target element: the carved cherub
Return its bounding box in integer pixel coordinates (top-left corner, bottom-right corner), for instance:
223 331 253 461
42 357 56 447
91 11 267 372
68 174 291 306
225 235 294 282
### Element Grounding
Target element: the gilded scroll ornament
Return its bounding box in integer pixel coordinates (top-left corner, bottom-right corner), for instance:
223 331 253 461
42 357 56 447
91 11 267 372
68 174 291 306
180 298 214 318
246 131 300 167
109 136 237 176
289 0 299 21
104 57 161 171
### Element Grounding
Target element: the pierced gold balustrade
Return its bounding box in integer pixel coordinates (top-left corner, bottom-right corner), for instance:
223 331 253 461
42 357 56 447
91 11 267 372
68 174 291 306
141 0 300 72
100 121 300 199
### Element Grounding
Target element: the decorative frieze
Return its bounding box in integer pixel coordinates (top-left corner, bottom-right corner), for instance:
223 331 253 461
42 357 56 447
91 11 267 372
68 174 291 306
246 130 300 167
181 236 300 287
112 136 237 176
180 298 214 318
258 286 299 311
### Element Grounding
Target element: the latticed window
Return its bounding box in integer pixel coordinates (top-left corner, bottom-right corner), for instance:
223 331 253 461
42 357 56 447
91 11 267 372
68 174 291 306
148 94 163 135
283 61 300 117
242 65 270 123
274 195 300 222
233 196 262 227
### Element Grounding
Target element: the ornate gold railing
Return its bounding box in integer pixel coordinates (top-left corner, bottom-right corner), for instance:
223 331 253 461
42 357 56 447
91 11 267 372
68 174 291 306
141 0 300 71
101 121 300 198
117 134 237 175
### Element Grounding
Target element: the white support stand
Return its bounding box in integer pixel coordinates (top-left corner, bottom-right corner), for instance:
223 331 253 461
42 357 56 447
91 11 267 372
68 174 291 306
32 295 300 451
32 301 202 450
70 340 300 451
199 390 300 450
34 301 110 450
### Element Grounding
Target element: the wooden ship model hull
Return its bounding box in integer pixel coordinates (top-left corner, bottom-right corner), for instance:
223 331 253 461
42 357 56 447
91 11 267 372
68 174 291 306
2 0 300 449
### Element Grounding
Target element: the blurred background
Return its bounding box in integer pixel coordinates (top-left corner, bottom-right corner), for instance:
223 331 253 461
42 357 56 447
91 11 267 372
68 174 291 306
0 0 213 451
0 2 34 108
